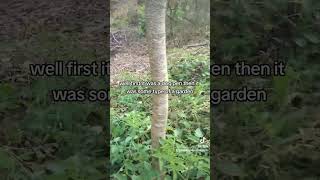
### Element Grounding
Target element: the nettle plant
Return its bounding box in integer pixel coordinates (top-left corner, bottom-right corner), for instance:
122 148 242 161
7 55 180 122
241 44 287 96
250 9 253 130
111 47 210 179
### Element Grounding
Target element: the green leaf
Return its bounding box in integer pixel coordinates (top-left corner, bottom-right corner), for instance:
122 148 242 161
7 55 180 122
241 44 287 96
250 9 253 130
174 128 182 137
303 33 320 44
0 149 15 170
216 159 245 177
195 128 204 138
273 70 290 106
266 117 287 137
44 173 69 180
294 38 307 47
132 175 143 180
112 173 127 180
0 83 15 97
46 161 67 174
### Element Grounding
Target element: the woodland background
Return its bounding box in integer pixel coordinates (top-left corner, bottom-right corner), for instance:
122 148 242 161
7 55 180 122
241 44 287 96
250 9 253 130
212 0 320 180
1 0 108 179
1 0 319 180
0 0 210 179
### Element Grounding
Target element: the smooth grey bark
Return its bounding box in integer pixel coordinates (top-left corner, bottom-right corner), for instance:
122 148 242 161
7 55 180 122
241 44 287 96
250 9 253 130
145 0 168 175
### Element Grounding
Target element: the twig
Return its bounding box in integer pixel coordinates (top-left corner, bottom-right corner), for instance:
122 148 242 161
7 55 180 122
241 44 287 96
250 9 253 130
185 42 208 48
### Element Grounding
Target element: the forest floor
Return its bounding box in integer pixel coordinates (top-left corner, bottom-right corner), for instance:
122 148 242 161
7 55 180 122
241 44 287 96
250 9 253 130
110 30 210 86
110 40 211 179
1 1 107 179
110 40 149 86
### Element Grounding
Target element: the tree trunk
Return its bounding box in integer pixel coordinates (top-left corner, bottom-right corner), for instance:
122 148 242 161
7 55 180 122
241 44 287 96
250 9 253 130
145 0 168 176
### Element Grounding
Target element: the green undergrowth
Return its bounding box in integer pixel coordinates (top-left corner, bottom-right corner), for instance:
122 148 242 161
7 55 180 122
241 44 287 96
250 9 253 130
110 48 210 179
212 0 320 179
0 32 107 180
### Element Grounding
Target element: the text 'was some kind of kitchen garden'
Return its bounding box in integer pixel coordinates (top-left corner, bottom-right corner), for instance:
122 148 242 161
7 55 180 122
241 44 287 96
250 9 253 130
29 60 110 102
210 61 286 105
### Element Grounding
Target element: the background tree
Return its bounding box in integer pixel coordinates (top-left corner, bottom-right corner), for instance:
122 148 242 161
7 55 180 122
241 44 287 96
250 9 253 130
145 0 169 175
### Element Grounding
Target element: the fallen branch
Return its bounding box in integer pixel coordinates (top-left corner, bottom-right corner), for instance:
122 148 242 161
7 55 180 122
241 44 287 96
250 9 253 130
185 42 209 48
